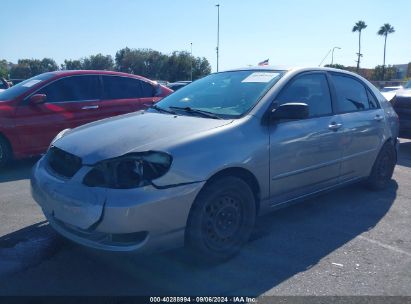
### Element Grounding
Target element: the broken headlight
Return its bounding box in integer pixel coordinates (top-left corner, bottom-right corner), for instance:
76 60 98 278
83 151 172 189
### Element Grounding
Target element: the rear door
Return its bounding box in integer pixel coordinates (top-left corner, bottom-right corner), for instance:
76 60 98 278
14 75 101 153
98 76 157 120
329 73 385 181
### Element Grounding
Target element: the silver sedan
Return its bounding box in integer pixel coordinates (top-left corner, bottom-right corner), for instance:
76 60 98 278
31 67 399 262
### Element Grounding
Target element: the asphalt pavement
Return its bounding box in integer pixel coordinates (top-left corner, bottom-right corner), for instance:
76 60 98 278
0 140 410 296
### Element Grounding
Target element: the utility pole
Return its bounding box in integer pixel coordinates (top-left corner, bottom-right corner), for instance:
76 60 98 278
215 4 220 72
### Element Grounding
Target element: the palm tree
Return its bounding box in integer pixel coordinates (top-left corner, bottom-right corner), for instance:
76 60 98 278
378 23 395 80
352 20 367 72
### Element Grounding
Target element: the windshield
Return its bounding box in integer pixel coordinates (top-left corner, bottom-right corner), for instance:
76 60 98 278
0 73 55 101
405 80 411 89
154 70 284 118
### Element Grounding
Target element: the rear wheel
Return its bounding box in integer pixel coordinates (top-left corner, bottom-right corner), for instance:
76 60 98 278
185 176 256 263
366 142 396 190
0 136 12 168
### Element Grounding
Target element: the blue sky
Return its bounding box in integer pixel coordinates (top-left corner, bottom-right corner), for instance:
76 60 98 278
2 0 410 71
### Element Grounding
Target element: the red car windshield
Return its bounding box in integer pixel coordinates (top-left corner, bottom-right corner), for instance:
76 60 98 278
0 73 55 101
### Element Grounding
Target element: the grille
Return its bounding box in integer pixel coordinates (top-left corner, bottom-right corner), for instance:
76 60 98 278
47 146 82 178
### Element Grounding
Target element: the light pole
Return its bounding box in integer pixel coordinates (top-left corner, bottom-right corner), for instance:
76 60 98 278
318 49 331 67
215 4 220 72
190 42 193 81
331 47 341 65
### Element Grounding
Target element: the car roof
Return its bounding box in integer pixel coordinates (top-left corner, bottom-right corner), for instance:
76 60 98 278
44 70 155 82
223 65 363 78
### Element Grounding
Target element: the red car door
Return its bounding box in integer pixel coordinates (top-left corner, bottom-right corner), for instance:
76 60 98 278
96 76 157 120
14 74 102 154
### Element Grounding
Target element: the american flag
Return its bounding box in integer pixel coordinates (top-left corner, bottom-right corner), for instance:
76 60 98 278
258 59 269 66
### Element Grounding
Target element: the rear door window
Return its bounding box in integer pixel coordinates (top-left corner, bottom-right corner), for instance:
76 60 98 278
38 75 100 103
331 74 370 113
277 73 333 117
102 76 143 99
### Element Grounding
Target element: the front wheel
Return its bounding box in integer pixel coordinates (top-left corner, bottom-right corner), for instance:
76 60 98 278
185 176 256 263
366 142 396 190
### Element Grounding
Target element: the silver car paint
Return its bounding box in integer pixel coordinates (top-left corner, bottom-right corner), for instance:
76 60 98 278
31 67 399 253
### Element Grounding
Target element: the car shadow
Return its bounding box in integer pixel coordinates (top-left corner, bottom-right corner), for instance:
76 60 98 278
0 181 397 296
398 140 411 168
0 158 39 183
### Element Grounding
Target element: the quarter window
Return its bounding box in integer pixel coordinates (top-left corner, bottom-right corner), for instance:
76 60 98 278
331 74 370 112
38 75 100 103
103 76 143 99
367 90 378 109
277 73 332 117
140 80 155 97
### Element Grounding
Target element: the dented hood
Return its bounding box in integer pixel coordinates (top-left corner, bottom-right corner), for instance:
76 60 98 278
54 111 233 164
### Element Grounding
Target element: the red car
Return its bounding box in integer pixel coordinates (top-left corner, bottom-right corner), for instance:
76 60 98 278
0 70 172 167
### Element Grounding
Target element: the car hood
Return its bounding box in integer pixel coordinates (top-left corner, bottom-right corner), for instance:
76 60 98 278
54 111 233 164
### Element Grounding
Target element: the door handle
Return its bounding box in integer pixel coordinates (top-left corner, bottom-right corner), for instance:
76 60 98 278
328 122 342 131
374 115 383 122
81 105 99 110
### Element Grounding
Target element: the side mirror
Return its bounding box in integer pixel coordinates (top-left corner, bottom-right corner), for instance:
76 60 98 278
271 102 309 120
29 94 47 105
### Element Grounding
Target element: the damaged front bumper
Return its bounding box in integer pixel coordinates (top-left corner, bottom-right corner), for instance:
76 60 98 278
31 156 205 253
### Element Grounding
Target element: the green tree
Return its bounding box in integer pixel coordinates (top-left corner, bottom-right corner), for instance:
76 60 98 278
352 20 367 72
192 57 211 80
40 58 59 72
9 58 58 79
324 64 346 70
9 63 31 79
0 60 9 78
377 23 395 80
372 65 397 81
166 51 192 81
82 54 114 70
115 48 168 79
115 48 211 81
61 59 83 70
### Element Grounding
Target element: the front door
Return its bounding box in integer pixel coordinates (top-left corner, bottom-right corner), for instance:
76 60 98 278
14 75 101 154
269 72 343 204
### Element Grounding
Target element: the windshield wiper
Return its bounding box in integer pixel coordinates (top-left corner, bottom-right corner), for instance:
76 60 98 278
169 106 222 119
149 104 176 115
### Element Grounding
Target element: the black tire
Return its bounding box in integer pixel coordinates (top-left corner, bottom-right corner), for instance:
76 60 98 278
366 142 396 190
185 176 256 263
0 136 12 169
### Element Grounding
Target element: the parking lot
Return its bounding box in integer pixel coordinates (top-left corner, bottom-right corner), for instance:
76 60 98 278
0 139 410 296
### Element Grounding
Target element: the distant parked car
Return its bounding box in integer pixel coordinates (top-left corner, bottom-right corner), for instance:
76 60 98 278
392 80 411 138
0 70 172 167
381 86 403 102
154 80 169 87
0 77 10 92
167 81 192 91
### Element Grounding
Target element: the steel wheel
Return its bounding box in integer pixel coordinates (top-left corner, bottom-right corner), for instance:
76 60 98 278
186 176 256 263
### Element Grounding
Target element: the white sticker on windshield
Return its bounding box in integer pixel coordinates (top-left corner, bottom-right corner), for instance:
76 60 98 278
242 72 279 83
22 80 42 87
